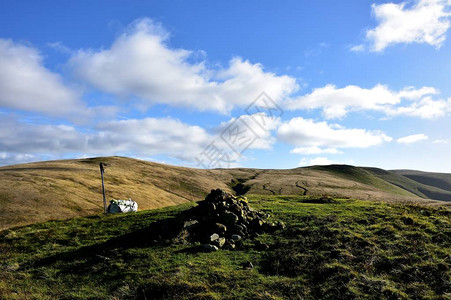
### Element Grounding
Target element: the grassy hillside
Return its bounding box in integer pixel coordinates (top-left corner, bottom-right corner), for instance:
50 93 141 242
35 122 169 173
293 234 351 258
1 157 449 230
220 165 421 201
0 195 449 299
307 165 418 197
0 157 232 231
392 170 451 201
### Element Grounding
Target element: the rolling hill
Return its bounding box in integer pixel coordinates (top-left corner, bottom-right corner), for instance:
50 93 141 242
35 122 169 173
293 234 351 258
391 169 451 201
0 156 450 230
0 157 232 231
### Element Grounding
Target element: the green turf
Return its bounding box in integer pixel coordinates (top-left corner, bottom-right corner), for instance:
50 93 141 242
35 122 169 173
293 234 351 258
1 195 450 299
367 167 451 201
309 165 418 197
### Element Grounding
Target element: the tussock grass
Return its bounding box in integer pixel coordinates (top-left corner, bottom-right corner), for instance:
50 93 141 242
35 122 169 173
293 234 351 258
0 195 449 299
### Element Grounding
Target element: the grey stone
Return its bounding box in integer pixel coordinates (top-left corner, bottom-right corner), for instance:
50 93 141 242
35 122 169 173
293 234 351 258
233 224 247 233
241 261 254 269
183 220 199 229
223 241 236 250
250 218 264 230
174 188 286 251
207 203 217 213
214 223 227 233
209 233 220 242
230 203 242 215
213 237 226 248
201 244 218 251
231 234 242 241
222 211 239 225
276 221 286 229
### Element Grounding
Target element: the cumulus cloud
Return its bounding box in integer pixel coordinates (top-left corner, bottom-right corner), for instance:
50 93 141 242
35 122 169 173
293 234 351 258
299 157 338 166
0 39 86 118
70 18 297 113
94 118 212 161
278 117 392 149
286 84 400 119
0 152 37 166
365 0 451 51
433 138 451 143
397 133 429 144
349 44 365 52
216 113 281 151
385 96 451 118
285 84 449 119
0 113 279 166
0 116 211 165
290 146 342 155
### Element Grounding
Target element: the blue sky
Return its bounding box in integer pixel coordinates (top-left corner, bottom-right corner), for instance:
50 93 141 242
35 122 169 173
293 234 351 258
1 0 451 171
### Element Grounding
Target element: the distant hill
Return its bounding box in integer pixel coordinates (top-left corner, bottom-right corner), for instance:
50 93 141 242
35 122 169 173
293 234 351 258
0 157 231 231
391 169 451 201
0 157 449 230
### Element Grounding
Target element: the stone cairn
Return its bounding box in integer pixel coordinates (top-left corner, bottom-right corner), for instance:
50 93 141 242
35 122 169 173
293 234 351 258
178 189 285 251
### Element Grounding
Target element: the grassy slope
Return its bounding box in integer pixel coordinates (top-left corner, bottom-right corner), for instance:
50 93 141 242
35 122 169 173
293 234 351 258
1 157 449 230
392 170 451 201
0 196 449 299
307 165 418 197
222 166 421 201
0 157 232 231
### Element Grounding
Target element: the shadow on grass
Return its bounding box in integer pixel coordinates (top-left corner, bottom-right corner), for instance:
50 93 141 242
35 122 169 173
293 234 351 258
21 215 187 274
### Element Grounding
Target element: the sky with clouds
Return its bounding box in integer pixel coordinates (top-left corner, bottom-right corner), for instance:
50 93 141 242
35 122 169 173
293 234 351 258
1 0 451 171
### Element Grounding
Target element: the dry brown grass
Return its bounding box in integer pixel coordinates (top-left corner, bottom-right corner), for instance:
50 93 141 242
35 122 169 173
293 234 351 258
0 156 231 231
213 167 447 203
0 156 448 230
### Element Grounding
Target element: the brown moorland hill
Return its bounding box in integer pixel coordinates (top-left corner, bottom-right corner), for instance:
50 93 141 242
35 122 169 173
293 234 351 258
0 157 231 231
0 156 448 230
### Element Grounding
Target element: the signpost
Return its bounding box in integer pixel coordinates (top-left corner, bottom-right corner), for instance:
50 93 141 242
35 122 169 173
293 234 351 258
99 162 109 214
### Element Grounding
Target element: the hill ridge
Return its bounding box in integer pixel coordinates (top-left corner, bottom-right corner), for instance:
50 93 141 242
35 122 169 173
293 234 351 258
1 156 450 230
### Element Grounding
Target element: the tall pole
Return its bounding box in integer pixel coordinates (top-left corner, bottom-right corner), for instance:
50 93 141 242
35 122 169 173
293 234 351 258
100 162 107 214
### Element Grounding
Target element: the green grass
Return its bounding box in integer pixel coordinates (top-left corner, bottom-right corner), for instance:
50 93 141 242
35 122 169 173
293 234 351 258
365 167 451 202
393 170 451 192
1 195 450 299
309 165 417 197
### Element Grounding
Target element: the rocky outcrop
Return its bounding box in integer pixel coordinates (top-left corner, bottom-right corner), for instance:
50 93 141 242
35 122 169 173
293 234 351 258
178 189 285 251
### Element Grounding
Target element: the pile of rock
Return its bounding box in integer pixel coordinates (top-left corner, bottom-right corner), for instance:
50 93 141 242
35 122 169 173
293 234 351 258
179 189 285 251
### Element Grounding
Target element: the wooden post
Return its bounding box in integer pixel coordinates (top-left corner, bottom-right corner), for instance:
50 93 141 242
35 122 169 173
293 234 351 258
99 162 108 214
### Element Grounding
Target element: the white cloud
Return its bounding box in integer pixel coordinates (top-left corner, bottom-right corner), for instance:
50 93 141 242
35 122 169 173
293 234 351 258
285 84 448 119
433 138 451 143
70 18 298 113
286 84 400 118
366 0 451 51
0 113 280 166
290 146 342 155
385 96 451 118
350 44 365 52
396 86 439 99
278 117 392 149
0 152 37 166
397 133 429 144
299 157 338 166
0 39 85 118
94 118 212 161
215 113 280 151
47 42 73 54
0 116 211 165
